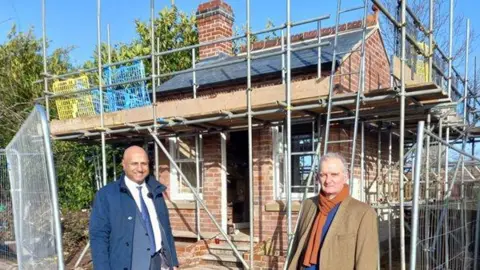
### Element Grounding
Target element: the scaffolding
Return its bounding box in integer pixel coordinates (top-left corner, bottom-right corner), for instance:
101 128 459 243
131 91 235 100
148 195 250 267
36 0 480 269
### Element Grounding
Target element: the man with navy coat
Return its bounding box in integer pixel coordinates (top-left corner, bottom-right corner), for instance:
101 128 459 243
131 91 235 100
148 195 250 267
89 146 178 270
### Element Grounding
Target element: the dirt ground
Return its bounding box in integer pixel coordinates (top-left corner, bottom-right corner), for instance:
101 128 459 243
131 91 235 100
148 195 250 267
62 210 92 270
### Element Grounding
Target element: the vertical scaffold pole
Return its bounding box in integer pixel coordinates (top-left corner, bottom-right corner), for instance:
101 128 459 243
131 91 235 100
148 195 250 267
150 0 159 179
462 19 470 269
246 0 254 268
424 113 431 270
409 121 425 270
41 0 50 121
97 0 107 186
399 1 407 269
285 0 293 248
428 0 434 83
447 0 454 98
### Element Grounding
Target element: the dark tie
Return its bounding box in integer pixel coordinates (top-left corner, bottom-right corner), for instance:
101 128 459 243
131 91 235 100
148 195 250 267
137 186 156 255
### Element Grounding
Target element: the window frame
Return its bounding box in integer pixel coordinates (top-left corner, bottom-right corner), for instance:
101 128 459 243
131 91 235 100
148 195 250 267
169 135 204 201
272 122 320 200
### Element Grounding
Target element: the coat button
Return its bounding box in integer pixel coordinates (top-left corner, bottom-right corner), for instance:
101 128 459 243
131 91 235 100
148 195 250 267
128 216 133 220
126 242 129 247
124 268 128 270
147 248 151 251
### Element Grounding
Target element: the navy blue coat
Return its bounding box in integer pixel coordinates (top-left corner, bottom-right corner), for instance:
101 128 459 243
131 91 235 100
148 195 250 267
89 174 178 270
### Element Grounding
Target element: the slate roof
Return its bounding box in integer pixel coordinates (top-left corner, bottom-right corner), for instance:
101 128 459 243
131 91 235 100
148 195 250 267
157 27 375 93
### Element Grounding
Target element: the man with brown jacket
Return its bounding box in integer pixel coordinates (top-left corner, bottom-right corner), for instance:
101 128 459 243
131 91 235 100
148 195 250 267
287 153 379 270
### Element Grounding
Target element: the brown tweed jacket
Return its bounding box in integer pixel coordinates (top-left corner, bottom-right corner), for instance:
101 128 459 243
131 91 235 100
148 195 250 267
287 196 379 270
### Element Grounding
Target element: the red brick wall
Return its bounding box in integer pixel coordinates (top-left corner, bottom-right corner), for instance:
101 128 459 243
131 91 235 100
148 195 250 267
252 126 400 254
196 0 234 59
160 140 197 233
334 29 391 93
158 20 395 270
164 135 224 234
252 128 299 257
165 124 400 269
199 135 223 232
360 128 401 204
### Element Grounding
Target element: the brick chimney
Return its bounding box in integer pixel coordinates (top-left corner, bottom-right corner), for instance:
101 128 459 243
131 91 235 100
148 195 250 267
196 0 234 60
367 4 380 26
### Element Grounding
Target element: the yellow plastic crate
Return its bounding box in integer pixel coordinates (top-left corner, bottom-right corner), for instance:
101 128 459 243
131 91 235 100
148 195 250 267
52 76 95 120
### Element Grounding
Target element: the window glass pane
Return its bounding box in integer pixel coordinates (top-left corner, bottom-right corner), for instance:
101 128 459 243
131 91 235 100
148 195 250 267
291 155 315 193
176 137 197 160
177 162 197 194
273 123 318 197
171 136 203 196
292 134 313 152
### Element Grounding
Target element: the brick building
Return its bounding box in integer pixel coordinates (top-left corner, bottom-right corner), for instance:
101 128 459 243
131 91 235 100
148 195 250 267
154 1 397 268
47 0 447 269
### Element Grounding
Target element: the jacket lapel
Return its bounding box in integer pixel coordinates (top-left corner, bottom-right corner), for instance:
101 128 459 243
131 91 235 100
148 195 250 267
117 175 139 229
320 196 352 252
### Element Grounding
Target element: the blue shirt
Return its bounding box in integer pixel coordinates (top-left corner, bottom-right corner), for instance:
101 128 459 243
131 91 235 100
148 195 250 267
304 203 341 270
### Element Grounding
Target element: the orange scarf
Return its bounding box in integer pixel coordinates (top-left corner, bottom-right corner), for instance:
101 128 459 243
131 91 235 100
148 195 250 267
302 184 349 267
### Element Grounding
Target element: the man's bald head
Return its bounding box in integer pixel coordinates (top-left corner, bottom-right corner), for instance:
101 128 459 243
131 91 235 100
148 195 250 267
123 145 148 160
122 146 149 184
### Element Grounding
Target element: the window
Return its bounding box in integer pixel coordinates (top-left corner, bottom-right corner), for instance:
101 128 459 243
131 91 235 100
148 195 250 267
169 135 203 200
272 122 320 200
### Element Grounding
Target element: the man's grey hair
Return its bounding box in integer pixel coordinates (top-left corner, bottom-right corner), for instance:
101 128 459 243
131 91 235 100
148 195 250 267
319 152 349 176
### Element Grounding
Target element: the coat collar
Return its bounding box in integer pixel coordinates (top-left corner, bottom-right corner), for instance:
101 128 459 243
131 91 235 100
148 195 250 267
117 173 166 197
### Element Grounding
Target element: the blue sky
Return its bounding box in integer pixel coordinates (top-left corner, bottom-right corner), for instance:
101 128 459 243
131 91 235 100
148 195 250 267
1 0 479 69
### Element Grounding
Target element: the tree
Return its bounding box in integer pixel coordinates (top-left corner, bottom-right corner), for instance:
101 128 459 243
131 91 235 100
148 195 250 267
0 26 71 146
84 6 198 84
63 6 199 209
0 6 200 210
0 26 101 210
378 0 476 70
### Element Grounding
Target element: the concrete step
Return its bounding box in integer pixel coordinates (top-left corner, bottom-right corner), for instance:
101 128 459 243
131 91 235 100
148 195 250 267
208 243 250 256
201 254 244 269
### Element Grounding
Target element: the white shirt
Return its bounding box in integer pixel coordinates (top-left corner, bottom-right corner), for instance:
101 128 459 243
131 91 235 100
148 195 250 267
124 176 162 252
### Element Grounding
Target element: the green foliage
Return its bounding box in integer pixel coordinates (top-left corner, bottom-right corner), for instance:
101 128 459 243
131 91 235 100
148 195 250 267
0 26 96 210
0 26 72 146
84 6 198 85
54 142 97 210
0 7 198 210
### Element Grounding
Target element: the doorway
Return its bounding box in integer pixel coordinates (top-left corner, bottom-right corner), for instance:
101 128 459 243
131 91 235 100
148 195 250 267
226 131 250 234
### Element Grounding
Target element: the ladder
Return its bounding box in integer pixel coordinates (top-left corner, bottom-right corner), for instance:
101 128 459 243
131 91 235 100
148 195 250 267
323 0 368 193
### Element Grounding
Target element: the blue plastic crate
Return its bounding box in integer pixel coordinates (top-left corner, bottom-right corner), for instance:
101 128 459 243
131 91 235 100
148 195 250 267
101 60 150 112
114 86 151 111
92 89 117 114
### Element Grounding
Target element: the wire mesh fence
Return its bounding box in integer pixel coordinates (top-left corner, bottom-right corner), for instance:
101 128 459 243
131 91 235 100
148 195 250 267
410 121 480 270
0 150 16 264
5 105 63 269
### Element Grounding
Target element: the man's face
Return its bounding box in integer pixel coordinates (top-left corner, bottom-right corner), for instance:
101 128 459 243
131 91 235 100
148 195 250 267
122 148 149 184
318 157 347 198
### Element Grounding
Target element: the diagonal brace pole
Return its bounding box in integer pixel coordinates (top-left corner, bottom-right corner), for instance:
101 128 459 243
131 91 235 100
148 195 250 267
148 128 250 270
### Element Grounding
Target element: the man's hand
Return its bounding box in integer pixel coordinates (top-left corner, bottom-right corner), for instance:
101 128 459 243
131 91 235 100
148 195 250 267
173 267 178 270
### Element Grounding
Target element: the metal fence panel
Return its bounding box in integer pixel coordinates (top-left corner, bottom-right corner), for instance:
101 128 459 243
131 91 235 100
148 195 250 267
6 105 63 269
411 121 480 270
0 150 16 265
